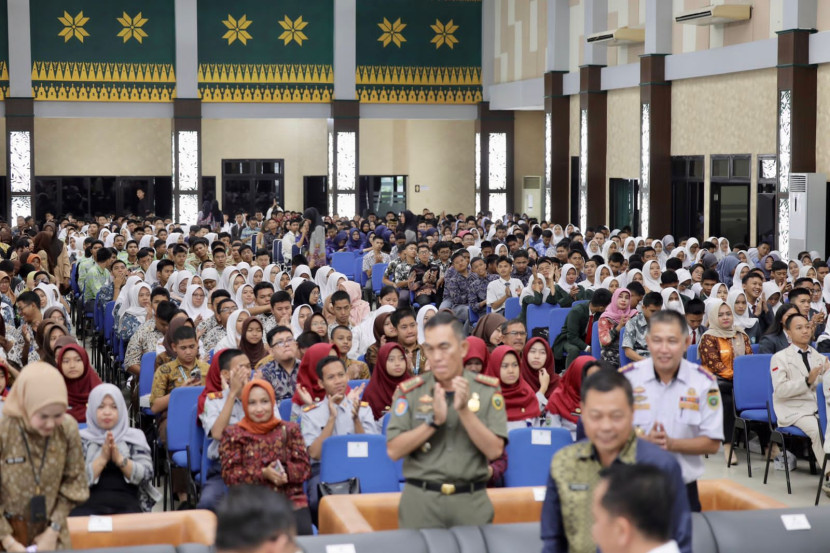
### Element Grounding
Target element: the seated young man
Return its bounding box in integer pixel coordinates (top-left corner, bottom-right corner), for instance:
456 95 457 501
391 308 424 375
124 291 174 377
622 292 664 362
327 289 353 333
150 325 209 441
551 289 612 372
258 326 301 401
330 326 370 380
486 255 524 314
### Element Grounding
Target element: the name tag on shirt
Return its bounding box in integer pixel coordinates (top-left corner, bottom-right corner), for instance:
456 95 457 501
4 456 24 464
531 429 552 445
679 396 700 411
569 483 589 491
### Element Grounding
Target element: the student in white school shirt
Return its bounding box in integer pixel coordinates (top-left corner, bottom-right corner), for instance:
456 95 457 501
486 255 523 314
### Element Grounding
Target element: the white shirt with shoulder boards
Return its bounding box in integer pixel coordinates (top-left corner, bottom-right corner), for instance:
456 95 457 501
300 397 379 462
200 392 282 460
486 277 524 312
620 357 724 484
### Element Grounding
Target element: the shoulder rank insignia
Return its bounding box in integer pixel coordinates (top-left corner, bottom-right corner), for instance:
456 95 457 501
398 376 424 394
302 404 318 413
618 363 636 373
360 401 369 407
207 392 223 400
475 374 499 387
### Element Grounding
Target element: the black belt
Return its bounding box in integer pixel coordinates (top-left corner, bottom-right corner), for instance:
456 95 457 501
406 478 486 495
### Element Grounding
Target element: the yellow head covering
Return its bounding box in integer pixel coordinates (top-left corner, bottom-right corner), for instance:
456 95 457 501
2 362 68 430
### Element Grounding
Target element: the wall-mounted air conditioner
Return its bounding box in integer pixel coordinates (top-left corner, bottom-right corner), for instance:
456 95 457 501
789 173 826 257
586 27 645 47
675 4 751 26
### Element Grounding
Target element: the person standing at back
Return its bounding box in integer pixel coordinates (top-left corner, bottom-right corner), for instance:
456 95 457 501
387 312 507 529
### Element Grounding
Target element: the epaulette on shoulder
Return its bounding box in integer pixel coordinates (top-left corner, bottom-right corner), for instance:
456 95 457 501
695 365 716 381
475 374 499 387
207 392 223 400
619 363 636 374
302 404 318 413
398 376 424 394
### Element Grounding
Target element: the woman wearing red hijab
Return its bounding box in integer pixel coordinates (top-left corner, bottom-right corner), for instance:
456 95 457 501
463 336 490 373
220 379 312 534
0 361 9 410
290 342 342 420
520 337 559 404
546 356 604 438
57 343 102 423
486 345 544 430
363 343 411 422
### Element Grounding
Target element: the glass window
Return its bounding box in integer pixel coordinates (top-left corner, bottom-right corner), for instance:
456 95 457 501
733 157 750 178
711 158 729 178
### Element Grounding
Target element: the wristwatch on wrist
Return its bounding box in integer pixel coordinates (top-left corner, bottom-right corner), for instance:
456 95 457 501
422 413 441 429
119 456 129 468
49 521 61 533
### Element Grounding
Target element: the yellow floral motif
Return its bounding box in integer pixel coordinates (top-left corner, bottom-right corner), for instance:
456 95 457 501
222 14 253 45
278 15 308 46
117 12 149 44
58 11 90 43
378 17 406 48
430 19 459 49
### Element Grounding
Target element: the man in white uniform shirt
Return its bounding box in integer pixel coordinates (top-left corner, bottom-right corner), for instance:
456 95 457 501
486 255 523 314
620 310 722 512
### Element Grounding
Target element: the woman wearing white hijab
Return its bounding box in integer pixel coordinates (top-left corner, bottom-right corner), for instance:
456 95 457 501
798 265 818 281
823 274 830 306
138 234 154 250
669 247 689 268
727 289 760 343
214 309 250 351
201 267 220 292
622 237 637 260
592 264 613 290
293 264 312 280
118 282 152 338
263 264 279 284
166 271 187 300
416 305 438 344
290 304 313 338
247 266 264 286
641 260 662 294
811 279 827 317
730 263 752 292
661 288 685 314
716 238 731 261
652 239 668 269
272 270 287 292
113 275 143 330
204 233 218 246
600 241 617 263
315 266 334 291
182 284 211 322
101 228 114 248
685 238 700 263
165 232 182 249
601 276 621 292
551 224 565 244
325 272 347 301
494 243 509 258
234 283 256 309
236 262 251 279
144 260 159 286
353 304 396 356
676 269 695 299
286 277 306 297
220 267 240 291
762 280 784 317
586 240 601 258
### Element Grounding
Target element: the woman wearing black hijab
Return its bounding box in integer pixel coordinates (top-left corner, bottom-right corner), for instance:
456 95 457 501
303 208 326 269
401 210 418 243
293 281 321 312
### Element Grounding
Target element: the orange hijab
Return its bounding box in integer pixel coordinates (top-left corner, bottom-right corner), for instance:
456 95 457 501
238 379 282 435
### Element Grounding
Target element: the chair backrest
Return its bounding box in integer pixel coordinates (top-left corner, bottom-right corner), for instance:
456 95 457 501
590 321 601 358
548 308 572 347
332 252 355 278
187 405 205 473
818 381 827 441
355 257 368 286
733 354 773 412
504 297 521 320
272 240 283 265
751 343 760 354
139 352 158 396
278 398 293 421
167 386 205 452
371 263 388 294
348 380 370 397
103 301 115 342
199 433 211 486
503 427 573 487
319 434 399 493
527 304 554 335
573 300 588 306
765 361 778 426
618 328 632 366
686 344 699 362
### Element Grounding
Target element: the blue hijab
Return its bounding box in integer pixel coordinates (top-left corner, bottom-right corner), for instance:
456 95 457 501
716 254 741 288
346 229 366 252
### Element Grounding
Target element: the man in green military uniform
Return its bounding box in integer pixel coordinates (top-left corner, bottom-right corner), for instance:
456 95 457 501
387 312 508 529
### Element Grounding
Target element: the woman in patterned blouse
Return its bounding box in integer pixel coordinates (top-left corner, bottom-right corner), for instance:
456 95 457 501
219 379 312 535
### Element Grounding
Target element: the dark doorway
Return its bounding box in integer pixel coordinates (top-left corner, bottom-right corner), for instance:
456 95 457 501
304 176 328 216
222 159 284 218
609 179 638 234
757 155 776 246
360 176 407 217
201 177 217 206
570 157 579 225
671 156 705 241
710 155 751 245
34 176 171 223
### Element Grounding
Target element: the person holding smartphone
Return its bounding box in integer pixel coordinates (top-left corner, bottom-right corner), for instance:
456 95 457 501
220 379 312 534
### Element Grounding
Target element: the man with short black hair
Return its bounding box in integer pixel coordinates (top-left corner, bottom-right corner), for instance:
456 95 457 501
501 319 527 354
591 465 680 553
511 250 532 285
392 308 423 374
125 298 178 376
552 289 612 372
622 292 663 362
621 311 722 511
684 299 705 344
83 246 114 306
7 291 43 371
328 290 352 335
215 485 298 553
263 291 292 335
258 326 301 401
540 370 691 553
200 298 238 359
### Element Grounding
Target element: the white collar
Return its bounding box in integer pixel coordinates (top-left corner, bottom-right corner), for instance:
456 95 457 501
646 541 681 553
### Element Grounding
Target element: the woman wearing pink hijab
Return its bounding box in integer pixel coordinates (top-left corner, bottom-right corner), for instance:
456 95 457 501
598 288 638 369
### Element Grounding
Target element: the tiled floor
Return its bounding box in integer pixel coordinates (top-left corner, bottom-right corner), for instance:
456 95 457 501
701 446 827 508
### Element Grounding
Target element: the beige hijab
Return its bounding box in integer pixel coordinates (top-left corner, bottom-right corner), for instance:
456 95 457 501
701 300 748 358
2 362 68 430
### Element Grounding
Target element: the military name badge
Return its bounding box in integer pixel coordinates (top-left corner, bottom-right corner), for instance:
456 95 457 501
706 389 720 409
394 397 409 416
468 392 481 413
492 393 504 410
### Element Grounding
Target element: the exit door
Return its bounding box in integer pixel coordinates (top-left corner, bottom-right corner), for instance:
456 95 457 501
710 183 750 245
